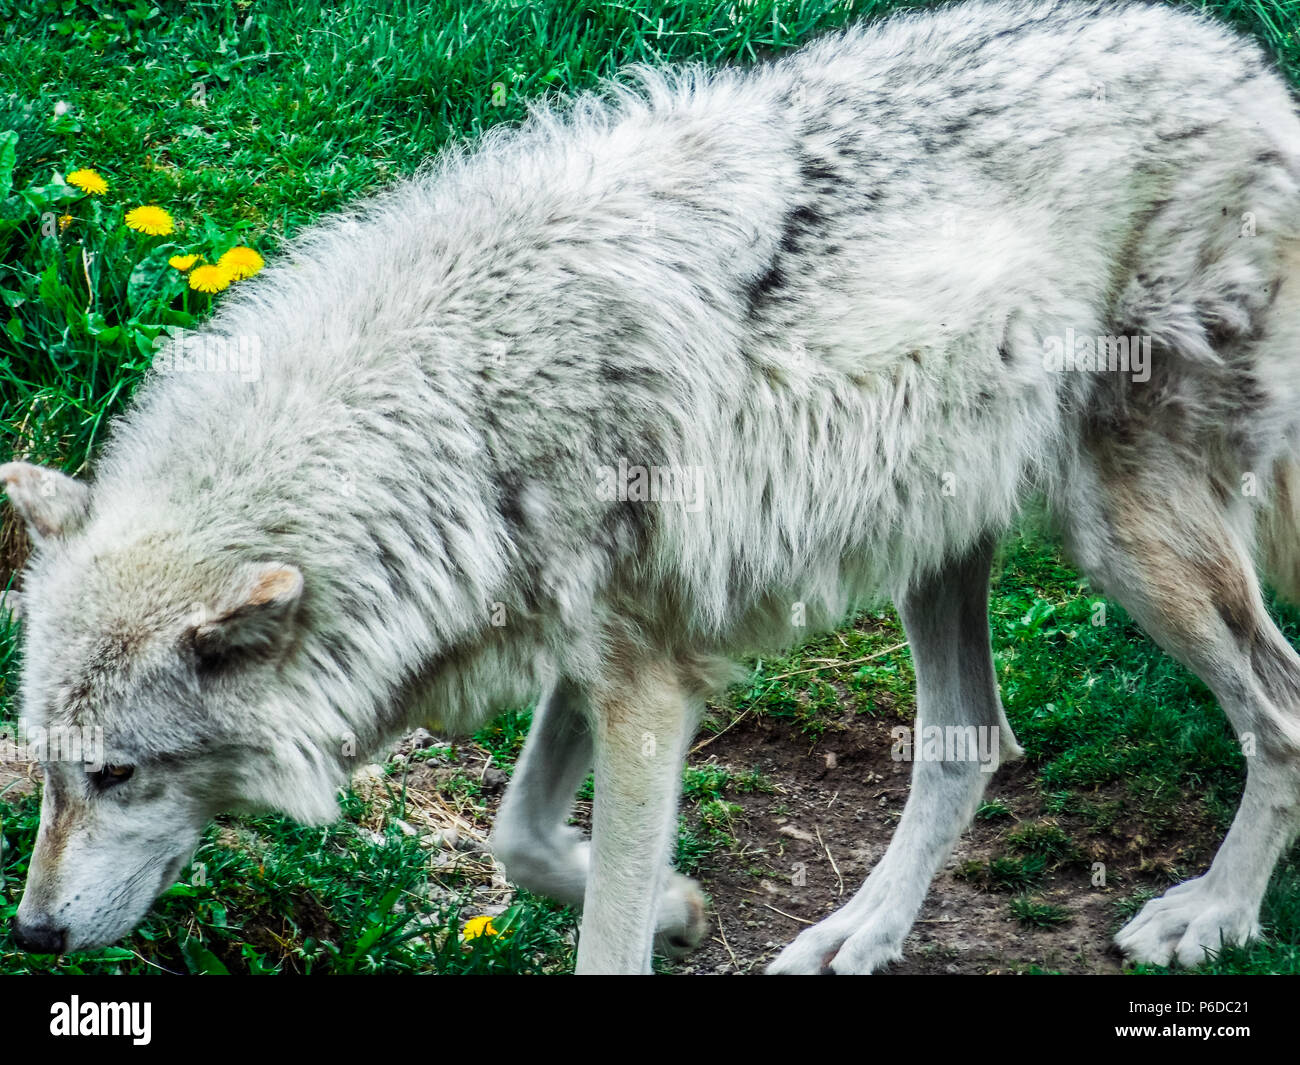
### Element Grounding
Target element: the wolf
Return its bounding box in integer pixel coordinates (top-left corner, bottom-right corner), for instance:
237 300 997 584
5 0 1300 974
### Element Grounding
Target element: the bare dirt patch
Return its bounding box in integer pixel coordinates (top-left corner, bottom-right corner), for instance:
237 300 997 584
668 710 1225 975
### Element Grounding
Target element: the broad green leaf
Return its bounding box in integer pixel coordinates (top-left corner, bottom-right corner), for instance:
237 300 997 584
126 254 172 314
180 938 230 975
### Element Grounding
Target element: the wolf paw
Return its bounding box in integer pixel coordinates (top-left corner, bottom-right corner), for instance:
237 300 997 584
765 917 847 974
828 916 909 975
653 874 709 957
1115 878 1259 967
766 905 908 975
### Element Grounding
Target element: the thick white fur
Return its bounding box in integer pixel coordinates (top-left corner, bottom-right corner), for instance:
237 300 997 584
7 1 1300 971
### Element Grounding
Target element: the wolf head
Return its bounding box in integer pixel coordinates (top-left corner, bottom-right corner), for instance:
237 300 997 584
2 460 342 953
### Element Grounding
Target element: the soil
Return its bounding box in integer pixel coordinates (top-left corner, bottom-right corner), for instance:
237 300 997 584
663 709 1225 975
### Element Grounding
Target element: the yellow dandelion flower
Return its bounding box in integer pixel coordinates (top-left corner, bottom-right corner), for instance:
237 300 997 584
218 245 265 281
168 254 200 272
57 214 74 232
188 263 234 294
124 205 174 236
66 169 108 196
461 915 499 941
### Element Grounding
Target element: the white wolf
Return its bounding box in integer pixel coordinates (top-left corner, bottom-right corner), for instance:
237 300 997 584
6 0 1300 974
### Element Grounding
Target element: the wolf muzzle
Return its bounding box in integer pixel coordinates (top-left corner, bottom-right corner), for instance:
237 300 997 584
11 916 67 954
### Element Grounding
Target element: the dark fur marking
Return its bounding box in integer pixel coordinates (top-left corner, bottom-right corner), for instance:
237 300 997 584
1216 598 1255 644
495 473 527 534
1155 125 1211 143
744 198 832 318
745 263 788 317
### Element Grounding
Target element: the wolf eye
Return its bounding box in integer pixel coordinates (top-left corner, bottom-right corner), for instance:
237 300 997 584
90 764 135 790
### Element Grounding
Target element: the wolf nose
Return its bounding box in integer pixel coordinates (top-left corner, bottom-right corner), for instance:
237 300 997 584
11 917 67 954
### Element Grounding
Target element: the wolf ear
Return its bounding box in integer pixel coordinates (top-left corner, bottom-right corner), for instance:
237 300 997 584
0 462 90 542
189 563 304 665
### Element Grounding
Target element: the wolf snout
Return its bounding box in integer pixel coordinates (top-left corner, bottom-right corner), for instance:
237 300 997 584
11 916 67 955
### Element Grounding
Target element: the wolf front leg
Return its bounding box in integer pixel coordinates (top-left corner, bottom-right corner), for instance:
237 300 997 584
575 654 698 974
491 679 707 957
491 679 595 905
768 537 1019 974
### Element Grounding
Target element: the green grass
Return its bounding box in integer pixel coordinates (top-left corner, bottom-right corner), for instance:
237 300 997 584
976 798 1013 821
1004 822 1078 863
0 783 577 974
1010 895 1072 929
3 0 1300 975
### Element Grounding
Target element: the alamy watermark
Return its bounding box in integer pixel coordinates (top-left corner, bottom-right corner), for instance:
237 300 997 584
50 997 151 1045
0 723 104 770
891 724 999 773
152 327 262 383
594 458 706 513
1042 327 1151 383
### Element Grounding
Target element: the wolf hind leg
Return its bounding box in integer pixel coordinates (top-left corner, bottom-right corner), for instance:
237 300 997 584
1058 437 1300 966
490 677 706 961
768 537 1017 974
